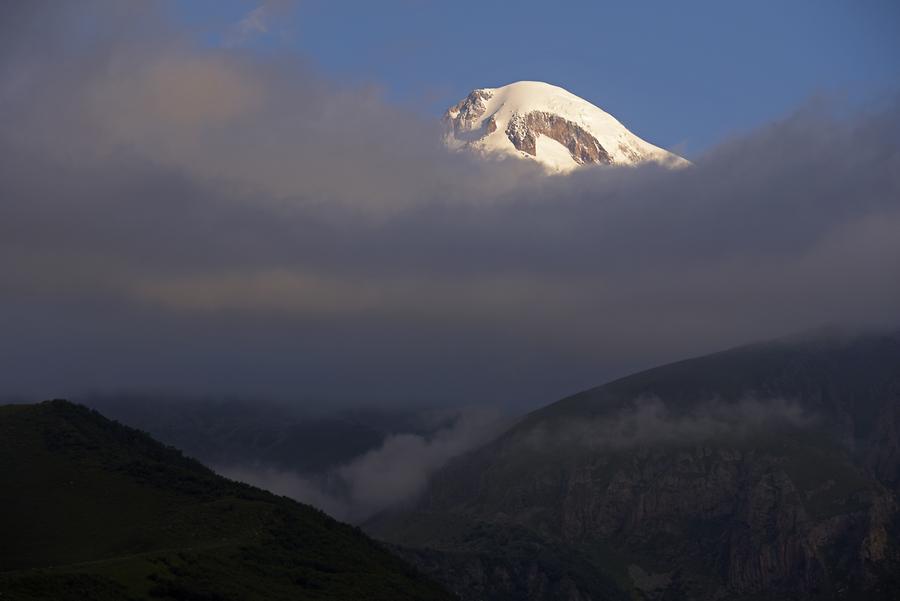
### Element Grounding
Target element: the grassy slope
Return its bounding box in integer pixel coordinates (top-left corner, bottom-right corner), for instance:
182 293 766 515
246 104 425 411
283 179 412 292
0 401 453 601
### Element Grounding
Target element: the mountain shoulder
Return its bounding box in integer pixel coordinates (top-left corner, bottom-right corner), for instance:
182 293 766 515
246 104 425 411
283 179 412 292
0 400 454 601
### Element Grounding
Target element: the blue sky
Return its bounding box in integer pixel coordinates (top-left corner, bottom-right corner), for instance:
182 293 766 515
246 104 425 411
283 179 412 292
178 0 899 157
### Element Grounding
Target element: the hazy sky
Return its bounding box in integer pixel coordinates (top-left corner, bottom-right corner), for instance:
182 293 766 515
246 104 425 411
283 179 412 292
1 1 898 407
174 0 900 156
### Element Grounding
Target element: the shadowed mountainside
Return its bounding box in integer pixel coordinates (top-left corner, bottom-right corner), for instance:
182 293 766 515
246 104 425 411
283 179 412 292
369 329 900 600
0 400 453 601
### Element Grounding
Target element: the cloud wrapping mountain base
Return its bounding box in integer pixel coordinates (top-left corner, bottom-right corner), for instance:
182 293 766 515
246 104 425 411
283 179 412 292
1 2 898 405
218 407 507 522
524 397 815 449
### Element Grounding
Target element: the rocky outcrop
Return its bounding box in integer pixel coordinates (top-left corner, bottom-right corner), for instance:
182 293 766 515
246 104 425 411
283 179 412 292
505 111 611 165
444 89 495 143
865 391 900 490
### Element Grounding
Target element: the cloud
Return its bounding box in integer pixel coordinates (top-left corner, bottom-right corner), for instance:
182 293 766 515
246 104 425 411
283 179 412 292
217 398 818 520
228 1 296 46
235 6 269 39
218 407 507 522
0 2 898 405
523 397 817 450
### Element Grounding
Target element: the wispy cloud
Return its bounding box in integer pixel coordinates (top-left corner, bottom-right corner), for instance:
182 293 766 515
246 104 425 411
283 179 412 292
236 6 268 38
218 407 508 522
523 397 817 450
228 1 295 46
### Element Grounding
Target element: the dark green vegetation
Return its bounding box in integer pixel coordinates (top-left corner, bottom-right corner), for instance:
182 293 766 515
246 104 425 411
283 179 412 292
0 401 453 601
369 330 900 600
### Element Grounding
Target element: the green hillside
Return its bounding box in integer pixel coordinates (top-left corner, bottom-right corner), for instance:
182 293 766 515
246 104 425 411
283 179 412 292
0 400 453 601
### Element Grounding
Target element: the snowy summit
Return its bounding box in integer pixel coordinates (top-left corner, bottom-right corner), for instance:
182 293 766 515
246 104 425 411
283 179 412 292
443 81 687 172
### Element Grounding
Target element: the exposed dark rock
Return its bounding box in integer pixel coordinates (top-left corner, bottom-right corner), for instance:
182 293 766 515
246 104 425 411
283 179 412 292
444 89 495 143
505 111 611 165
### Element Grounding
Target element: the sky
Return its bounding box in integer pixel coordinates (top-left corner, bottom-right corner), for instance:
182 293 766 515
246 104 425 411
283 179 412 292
0 1 898 409
173 0 900 156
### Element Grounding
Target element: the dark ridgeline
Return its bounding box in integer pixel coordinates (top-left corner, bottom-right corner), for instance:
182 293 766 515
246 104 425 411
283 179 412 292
368 329 900 600
0 401 453 601
81 397 451 481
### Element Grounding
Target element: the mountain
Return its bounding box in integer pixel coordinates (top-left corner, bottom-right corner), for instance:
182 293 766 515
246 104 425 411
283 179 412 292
443 81 687 172
0 400 453 601
82 397 448 477
368 330 900 600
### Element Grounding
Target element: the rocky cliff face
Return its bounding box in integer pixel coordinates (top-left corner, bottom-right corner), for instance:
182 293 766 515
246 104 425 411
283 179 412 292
505 111 612 165
393 440 897 600
445 89 495 142
369 331 900 600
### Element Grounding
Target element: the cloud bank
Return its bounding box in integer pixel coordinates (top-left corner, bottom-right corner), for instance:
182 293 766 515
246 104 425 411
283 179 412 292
1 2 898 406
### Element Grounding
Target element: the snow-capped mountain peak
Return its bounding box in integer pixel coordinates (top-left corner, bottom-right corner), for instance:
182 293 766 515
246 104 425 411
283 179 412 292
443 81 687 172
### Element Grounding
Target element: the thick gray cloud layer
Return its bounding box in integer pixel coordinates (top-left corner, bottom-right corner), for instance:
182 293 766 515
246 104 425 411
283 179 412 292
1 2 899 405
